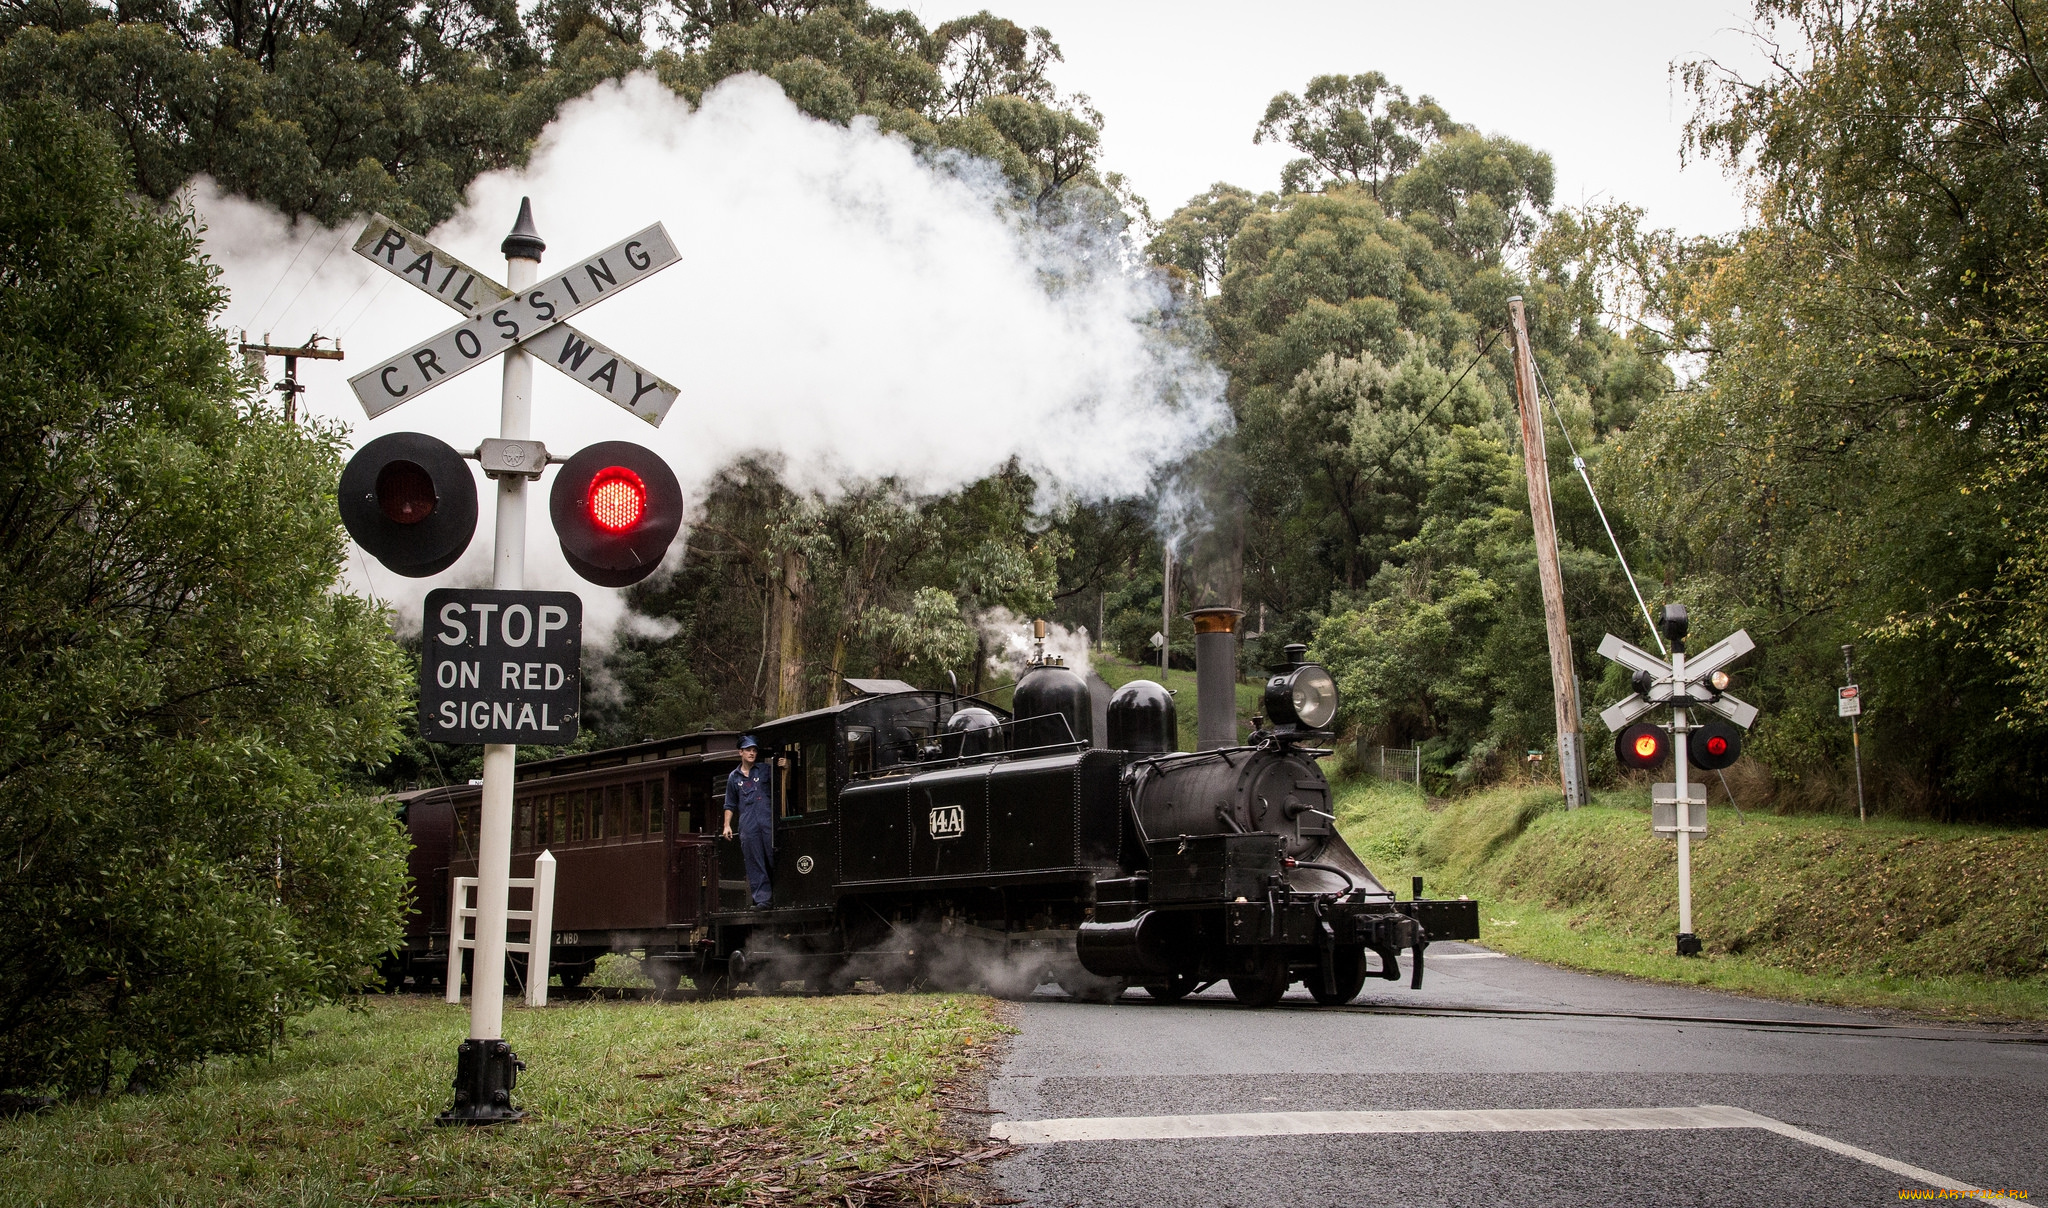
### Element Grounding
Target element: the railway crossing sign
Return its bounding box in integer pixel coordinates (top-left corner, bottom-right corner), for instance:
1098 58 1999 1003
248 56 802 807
349 214 682 424
1596 628 1760 733
339 200 695 1127
1596 605 1759 958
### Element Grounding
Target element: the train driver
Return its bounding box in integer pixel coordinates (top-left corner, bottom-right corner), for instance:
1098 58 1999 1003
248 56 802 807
722 735 775 908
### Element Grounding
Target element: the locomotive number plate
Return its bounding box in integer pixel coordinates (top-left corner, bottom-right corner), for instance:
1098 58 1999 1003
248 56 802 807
928 804 965 840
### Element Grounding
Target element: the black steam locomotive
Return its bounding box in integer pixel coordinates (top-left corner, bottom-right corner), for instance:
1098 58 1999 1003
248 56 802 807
388 620 1478 1006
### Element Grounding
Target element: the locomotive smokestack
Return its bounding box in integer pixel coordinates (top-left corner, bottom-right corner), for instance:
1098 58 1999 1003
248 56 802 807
1188 606 1244 750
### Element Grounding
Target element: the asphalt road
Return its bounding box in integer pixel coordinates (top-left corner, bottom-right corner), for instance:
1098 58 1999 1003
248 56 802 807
984 945 2048 1208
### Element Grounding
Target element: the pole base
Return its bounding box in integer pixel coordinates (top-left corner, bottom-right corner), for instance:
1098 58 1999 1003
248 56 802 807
1676 933 1702 957
436 1038 526 1127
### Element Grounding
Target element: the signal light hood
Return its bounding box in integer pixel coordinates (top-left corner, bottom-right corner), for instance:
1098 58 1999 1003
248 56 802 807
340 432 478 577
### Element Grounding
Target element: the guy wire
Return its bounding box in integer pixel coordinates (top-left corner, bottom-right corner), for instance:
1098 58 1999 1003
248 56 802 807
1529 357 1665 657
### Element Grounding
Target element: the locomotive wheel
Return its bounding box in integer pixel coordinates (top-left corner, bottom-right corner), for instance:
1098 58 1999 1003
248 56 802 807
1308 948 1369 1006
1143 972 1201 1003
1227 958 1291 1007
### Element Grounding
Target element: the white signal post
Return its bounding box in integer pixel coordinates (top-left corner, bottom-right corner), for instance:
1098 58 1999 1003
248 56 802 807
1672 645 1693 945
468 215 539 1056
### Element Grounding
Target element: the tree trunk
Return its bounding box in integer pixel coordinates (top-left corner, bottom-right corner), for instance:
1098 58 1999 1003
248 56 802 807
774 548 807 718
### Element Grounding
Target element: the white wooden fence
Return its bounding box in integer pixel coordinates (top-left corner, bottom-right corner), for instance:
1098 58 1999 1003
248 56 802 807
446 849 558 1008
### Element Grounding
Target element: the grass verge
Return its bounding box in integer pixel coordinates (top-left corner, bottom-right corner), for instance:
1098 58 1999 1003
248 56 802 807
0 992 1010 1207
1338 777 2048 1022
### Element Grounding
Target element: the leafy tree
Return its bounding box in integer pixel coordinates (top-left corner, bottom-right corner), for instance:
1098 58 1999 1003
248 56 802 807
1154 73 1668 786
1253 71 1458 197
1596 0 2048 817
1145 181 1258 293
0 99 412 1096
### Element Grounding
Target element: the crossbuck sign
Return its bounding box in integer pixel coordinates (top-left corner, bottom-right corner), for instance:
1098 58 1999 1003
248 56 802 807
349 215 681 424
1596 630 1759 733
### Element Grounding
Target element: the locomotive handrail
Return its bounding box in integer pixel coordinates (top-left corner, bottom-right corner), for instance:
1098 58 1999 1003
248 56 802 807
1285 858 1357 896
855 711 1088 780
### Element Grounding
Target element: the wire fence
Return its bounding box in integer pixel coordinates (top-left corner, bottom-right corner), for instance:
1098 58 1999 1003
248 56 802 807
1367 744 1424 787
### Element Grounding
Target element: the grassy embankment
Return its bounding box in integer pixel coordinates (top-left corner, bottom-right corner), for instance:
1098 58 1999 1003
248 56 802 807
1337 777 2048 1021
0 992 1006 1207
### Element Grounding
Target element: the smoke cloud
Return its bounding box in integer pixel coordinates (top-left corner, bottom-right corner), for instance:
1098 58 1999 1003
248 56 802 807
195 71 1228 647
978 608 1093 684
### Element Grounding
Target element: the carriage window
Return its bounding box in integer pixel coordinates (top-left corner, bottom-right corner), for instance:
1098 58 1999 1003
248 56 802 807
551 794 567 848
805 741 829 814
845 727 873 777
627 783 644 836
533 797 548 848
516 799 534 850
648 781 665 834
607 785 625 839
570 789 586 842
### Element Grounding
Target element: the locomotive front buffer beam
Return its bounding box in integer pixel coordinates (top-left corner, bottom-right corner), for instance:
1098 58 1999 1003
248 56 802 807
1078 897 1459 991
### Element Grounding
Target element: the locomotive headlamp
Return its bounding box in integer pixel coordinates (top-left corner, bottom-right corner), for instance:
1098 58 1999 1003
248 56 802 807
1265 663 1339 731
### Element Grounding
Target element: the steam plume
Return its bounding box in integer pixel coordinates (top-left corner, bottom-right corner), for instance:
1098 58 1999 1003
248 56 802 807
195 71 1229 646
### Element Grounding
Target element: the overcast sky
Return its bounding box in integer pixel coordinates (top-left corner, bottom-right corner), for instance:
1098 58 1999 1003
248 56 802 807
913 0 1774 238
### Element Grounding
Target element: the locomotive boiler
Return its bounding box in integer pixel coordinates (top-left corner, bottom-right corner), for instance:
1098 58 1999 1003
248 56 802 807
388 608 1478 1006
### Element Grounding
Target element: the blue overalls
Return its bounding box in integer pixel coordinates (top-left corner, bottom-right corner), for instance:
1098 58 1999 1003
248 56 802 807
727 761 775 907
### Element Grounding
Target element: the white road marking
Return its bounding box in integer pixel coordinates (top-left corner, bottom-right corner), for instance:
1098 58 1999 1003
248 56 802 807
1425 952 1508 960
991 1103 2022 1204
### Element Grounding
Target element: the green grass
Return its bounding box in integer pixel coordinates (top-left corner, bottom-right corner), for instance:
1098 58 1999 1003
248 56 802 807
1337 776 2048 1022
1092 652 1264 751
0 992 1005 1207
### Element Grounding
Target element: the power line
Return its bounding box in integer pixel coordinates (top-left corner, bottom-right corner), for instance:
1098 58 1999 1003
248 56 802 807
1354 325 1507 495
244 227 320 332
267 223 354 335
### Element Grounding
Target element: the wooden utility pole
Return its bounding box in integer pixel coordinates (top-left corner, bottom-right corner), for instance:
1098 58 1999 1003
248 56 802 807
238 334 343 423
1508 297 1589 808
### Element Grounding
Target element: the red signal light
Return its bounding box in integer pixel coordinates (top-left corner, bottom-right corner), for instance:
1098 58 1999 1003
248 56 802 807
340 433 478 578
1689 720 1743 771
550 441 683 587
1616 721 1669 771
587 466 646 532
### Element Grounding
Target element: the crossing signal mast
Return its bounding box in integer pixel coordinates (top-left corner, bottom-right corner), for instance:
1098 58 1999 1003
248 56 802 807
335 200 687 1126
1597 605 1759 956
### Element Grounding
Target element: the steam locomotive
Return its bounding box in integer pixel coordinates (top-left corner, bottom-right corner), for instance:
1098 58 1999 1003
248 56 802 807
386 610 1478 1006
